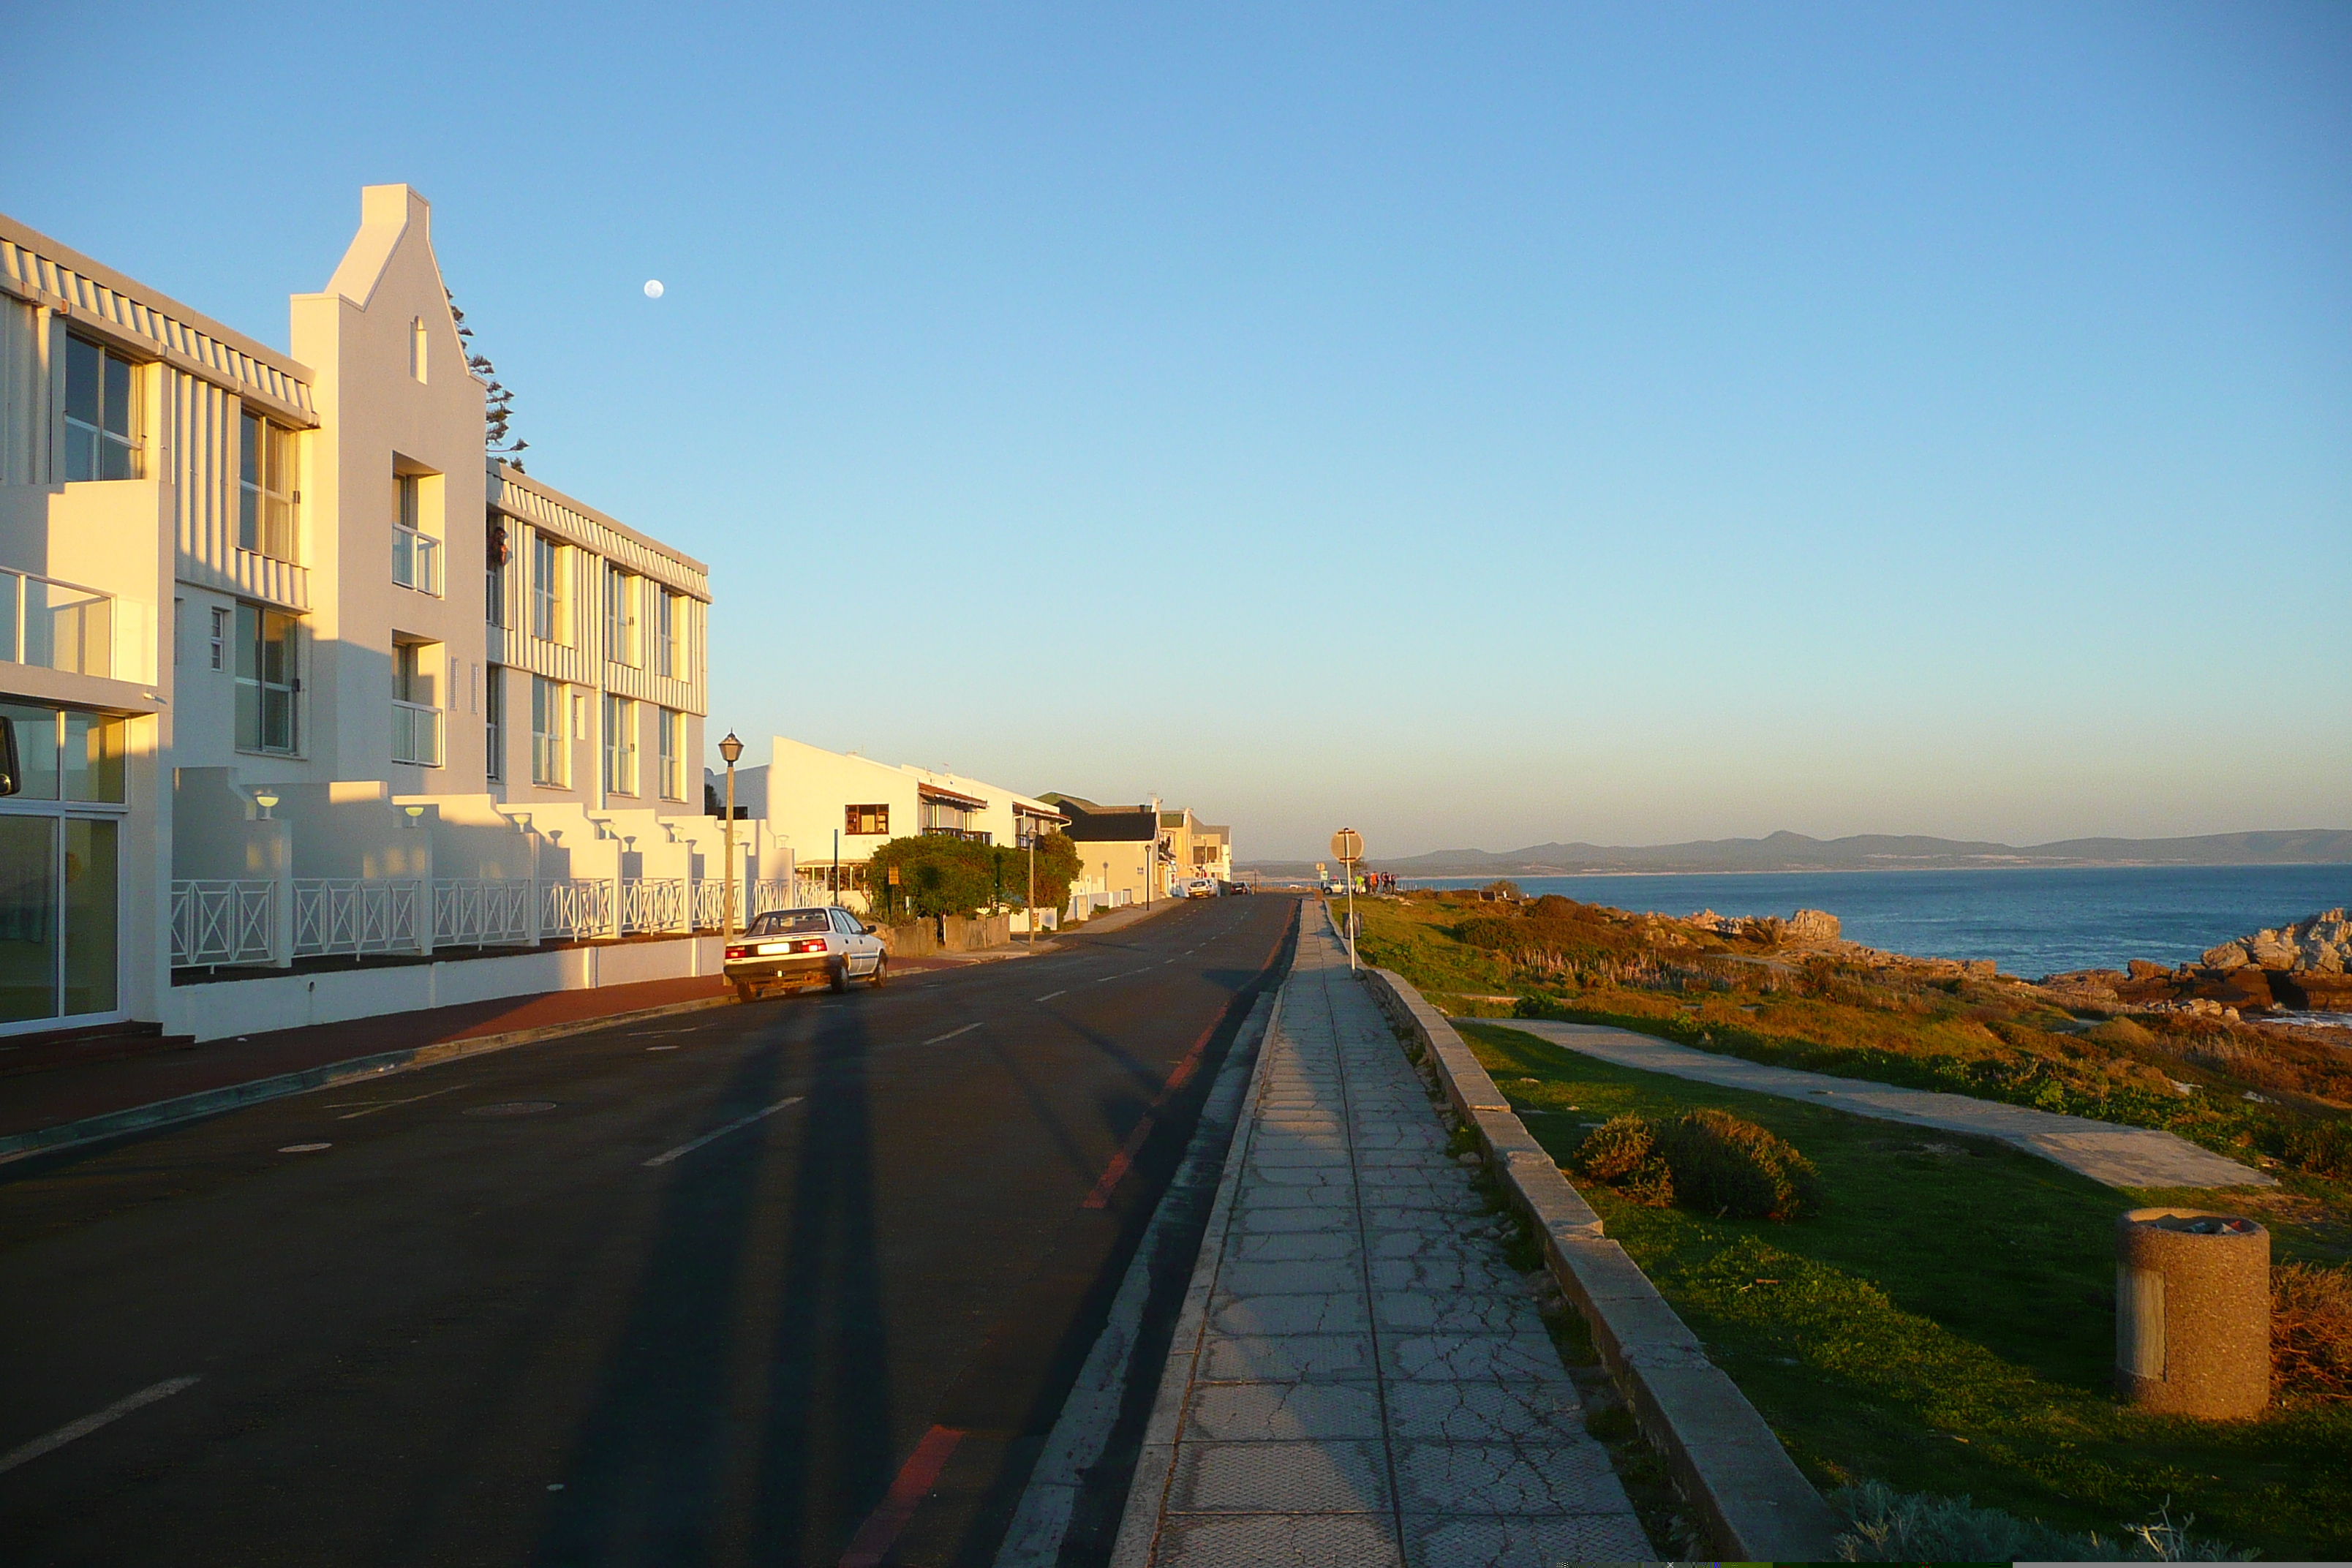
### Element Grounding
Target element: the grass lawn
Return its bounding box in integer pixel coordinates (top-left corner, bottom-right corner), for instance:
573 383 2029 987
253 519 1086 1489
1460 1020 2352 1561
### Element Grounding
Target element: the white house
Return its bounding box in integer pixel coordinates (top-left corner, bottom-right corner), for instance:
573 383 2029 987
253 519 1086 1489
0 185 753 1044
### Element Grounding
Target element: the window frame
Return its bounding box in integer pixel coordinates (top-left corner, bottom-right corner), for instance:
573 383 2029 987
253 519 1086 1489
485 665 505 782
529 675 568 787
238 410 298 560
656 707 685 801
232 603 300 756
602 693 638 796
62 336 142 482
844 803 891 837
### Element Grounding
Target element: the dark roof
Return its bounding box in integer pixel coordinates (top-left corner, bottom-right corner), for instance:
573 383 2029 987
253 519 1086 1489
1055 799 1159 843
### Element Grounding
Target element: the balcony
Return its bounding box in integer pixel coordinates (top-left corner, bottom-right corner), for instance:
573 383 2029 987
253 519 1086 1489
0 570 113 679
922 826 992 845
391 527 441 595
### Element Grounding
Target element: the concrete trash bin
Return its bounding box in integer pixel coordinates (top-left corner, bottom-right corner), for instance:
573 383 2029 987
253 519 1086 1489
2115 1207 2269 1419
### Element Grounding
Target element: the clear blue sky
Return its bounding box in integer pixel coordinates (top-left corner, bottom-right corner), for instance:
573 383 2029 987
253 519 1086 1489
7 3 2345 860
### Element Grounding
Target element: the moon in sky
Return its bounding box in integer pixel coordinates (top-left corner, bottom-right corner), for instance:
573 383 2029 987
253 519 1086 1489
643 279 664 299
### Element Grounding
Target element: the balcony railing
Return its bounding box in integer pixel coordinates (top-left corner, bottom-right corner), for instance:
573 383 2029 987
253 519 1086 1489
391 527 441 595
921 826 992 845
170 881 277 968
0 570 113 678
432 879 535 947
392 701 443 766
294 879 424 958
173 875 791 970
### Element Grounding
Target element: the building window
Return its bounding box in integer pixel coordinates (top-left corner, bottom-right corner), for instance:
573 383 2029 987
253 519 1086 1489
64 336 141 482
392 475 440 594
239 412 298 559
603 695 637 795
605 568 638 667
391 641 442 766
410 317 428 382
486 666 505 781
530 675 567 786
653 589 679 679
657 707 684 801
530 532 566 644
208 607 227 671
234 603 298 755
485 520 508 628
845 804 890 837
0 704 127 1021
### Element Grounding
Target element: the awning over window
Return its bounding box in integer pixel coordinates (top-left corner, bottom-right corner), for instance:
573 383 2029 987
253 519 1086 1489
918 783 988 812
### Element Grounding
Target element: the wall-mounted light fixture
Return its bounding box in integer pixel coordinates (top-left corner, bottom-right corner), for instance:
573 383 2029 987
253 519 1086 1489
404 804 426 829
254 791 279 821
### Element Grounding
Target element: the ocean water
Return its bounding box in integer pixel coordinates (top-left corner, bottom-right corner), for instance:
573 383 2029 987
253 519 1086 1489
1401 864 2352 979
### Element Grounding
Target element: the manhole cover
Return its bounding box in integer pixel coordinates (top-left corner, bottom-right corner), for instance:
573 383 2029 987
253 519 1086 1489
465 1101 558 1118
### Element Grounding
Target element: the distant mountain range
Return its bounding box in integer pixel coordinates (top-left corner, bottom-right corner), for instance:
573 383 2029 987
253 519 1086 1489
1241 829 2352 878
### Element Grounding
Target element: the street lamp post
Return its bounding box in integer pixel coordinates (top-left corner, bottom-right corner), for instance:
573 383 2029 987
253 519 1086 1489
1028 831 1037 949
718 730 744 938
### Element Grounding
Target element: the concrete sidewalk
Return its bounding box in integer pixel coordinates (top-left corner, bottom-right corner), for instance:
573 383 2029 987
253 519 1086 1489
1496 1017 2272 1190
1115 912 1649 1565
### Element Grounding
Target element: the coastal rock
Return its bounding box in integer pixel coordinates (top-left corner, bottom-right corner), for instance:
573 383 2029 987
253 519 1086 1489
2197 909 2351 975
2127 960 2167 981
1784 908 1841 943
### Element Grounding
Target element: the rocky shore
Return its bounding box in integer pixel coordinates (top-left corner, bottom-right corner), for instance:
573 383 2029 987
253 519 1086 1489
2043 908 2352 1018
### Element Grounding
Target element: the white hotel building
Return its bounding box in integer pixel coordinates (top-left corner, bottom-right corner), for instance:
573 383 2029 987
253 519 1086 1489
0 186 753 1044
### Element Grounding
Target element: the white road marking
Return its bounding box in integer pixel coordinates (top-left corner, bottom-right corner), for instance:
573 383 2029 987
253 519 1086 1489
646 1045 679 1051
642 1097 804 1168
1034 990 1067 1002
923 1023 983 1045
331 1084 470 1120
279 1143 331 1153
0 1377 201 1477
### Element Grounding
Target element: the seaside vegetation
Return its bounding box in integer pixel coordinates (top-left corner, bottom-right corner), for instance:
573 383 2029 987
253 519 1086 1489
1459 1021 2352 1560
1348 889 2352 1203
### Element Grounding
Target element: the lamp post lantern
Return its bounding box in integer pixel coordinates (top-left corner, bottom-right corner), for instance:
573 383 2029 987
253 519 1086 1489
717 730 744 938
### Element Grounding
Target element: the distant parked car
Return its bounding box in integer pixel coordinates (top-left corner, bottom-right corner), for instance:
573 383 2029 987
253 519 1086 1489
1184 878 1218 898
725 905 886 1000
1224 881 1248 894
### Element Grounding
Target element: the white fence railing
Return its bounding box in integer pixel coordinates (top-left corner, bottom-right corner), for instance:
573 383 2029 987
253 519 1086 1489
619 877 687 935
543 878 616 941
295 879 424 958
174 874 786 968
171 880 277 968
433 879 535 947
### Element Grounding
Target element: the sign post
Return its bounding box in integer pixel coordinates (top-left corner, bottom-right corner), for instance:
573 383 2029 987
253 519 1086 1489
1330 827 1365 970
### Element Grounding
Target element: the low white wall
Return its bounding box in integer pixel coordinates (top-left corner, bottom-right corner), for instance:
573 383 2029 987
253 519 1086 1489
160 934 723 1042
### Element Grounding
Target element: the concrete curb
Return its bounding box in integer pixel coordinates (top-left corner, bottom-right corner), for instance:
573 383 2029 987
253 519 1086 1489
0 995 736 1164
1107 977 1292 1568
996 989 1276 1567
1358 963 1843 1564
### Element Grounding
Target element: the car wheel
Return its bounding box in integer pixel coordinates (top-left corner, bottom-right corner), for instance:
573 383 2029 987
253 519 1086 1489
734 979 758 1003
869 955 888 989
829 960 851 994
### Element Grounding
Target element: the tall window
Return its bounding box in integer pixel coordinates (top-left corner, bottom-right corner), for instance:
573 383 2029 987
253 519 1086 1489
485 521 508 627
392 475 440 594
530 675 567 785
605 568 638 666
653 589 679 678
845 804 890 836
603 694 637 795
391 641 442 766
485 666 505 780
657 708 684 800
238 412 297 559
233 604 298 755
64 337 140 481
530 532 565 644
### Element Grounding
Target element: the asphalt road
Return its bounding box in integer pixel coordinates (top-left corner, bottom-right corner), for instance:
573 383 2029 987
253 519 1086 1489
0 893 1299 1567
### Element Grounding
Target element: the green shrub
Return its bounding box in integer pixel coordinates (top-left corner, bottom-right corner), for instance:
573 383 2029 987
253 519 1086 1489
1574 1114 1656 1181
1617 1154 1676 1208
2087 1017 2157 1049
1654 1107 1821 1221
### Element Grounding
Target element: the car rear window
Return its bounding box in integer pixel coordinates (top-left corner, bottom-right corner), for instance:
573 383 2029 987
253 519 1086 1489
747 910 831 935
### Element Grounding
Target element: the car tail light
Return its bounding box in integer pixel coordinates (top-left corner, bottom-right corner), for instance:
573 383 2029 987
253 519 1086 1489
790 938 827 954
725 946 750 960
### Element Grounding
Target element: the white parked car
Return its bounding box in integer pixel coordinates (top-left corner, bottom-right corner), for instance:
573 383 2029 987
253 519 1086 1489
725 906 887 1000
1184 878 1218 898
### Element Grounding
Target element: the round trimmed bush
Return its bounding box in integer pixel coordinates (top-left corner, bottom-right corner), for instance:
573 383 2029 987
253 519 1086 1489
1654 1107 1821 1221
1574 1115 1657 1182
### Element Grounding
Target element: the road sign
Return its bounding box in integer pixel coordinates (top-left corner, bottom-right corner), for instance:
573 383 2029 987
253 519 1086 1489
1330 828 1363 864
